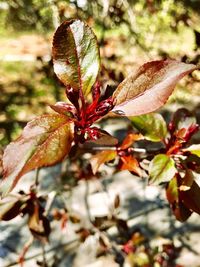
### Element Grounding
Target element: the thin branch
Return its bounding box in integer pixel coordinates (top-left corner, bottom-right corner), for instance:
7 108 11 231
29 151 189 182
83 145 147 153
35 168 40 189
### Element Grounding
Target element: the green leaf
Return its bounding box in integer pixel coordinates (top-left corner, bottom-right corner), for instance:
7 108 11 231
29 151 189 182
1 114 74 197
149 154 176 185
112 60 197 116
52 19 100 97
130 113 167 142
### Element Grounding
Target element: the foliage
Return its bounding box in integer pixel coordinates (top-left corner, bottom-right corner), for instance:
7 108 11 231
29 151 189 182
0 19 199 266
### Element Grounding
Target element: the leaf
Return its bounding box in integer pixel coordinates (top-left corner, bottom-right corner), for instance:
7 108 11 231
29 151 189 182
182 154 200 173
28 201 51 243
130 113 167 142
166 176 192 222
180 181 200 215
166 176 178 204
120 155 142 176
1 114 73 197
52 19 100 97
179 169 194 191
120 133 143 150
85 129 118 147
112 60 197 116
90 150 117 174
0 195 27 221
50 102 76 117
149 154 176 185
183 144 200 157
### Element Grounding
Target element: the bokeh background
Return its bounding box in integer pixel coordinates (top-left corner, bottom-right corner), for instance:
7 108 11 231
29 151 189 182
0 0 200 148
0 1 200 267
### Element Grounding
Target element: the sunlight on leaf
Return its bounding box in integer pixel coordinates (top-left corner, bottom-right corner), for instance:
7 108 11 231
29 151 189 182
120 155 142 176
90 150 117 174
52 19 100 97
149 154 176 185
120 133 143 150
179 169 194 191
112 60 197 116
130 113 167 142
1 114 74 197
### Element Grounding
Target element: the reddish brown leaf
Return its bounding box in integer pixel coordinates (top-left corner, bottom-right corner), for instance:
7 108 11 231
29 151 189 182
180 181 200 215
0 195 28 221
120 155 142 176
179 169 194 191
28 201 50 243
112 60 197 116
183 144 200 157
120 133 143 150
52 19 100 97
50 102 76 117
85 129 118 147
1 114 73 197
166 176 192 222
90 150 117 174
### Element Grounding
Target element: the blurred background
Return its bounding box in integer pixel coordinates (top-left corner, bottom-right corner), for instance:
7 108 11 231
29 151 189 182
0 1 200 266
0 0 200 148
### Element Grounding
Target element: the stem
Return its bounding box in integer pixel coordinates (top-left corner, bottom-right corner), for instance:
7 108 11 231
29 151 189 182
86 146 146 153
35 168 40 189
18 236 34 267
79 88 87 128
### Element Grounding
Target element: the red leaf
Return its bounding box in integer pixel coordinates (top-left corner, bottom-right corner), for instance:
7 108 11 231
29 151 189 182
1 114 73 197
112 60 197 116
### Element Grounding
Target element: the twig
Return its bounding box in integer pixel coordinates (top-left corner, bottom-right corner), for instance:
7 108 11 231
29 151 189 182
35 168 40 189
18 236 34 267
84 146 147 153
